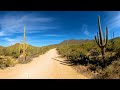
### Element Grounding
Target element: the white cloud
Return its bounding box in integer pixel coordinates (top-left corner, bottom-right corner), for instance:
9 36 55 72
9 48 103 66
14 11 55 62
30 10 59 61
81 24 90 36
0 12 56 35
106 12 120 31
103 12 120 38
84 30 90 36
0 31 7 36
4 36 23 46
4 38 14 42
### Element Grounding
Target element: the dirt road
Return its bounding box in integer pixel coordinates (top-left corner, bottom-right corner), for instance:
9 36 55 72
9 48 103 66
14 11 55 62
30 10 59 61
0 48 88 79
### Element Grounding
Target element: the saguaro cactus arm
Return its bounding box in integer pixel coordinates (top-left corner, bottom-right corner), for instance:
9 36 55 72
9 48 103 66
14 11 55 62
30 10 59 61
104 27 108 47
98 16 103 46
95 34 101 47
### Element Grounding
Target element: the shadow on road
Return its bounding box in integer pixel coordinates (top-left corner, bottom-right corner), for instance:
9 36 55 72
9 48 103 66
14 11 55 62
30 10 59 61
52 58 75 66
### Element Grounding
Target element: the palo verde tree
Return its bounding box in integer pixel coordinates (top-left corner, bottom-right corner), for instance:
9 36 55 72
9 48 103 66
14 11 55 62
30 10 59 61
20 26 28 61
94 16 108 60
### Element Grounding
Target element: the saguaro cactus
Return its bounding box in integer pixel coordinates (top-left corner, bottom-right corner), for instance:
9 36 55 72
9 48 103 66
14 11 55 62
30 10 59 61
111 32 115 51
20 26 28 61
95 16 108 60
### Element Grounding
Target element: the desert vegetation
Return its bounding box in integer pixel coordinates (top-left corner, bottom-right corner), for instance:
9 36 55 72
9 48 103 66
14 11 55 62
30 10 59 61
0 44 58 67
0 26 58 69
0 14 119 79
57 16 120 79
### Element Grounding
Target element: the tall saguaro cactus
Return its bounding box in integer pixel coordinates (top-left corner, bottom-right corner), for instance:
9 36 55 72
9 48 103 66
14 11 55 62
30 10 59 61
20 26 28 61
95 16 108 60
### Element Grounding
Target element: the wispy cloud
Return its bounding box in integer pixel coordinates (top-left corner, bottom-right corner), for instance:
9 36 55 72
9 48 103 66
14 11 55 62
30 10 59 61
28 39 62 46
81 24 91 36
106 12 120 31
0 12 57 36
3 36 23 46
3 35 33 46
84 30 90 36
103 12 120 38
40 34 64 37
25 17 53 22
3 35 61 46
0 31 7 36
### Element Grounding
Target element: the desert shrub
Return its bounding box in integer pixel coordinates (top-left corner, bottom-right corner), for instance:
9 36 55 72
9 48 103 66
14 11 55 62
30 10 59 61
5 56 18 67
114 48 120 58
0 56 18 69
0 47 5 55
87 64 97 72
57 44 90 65
105 38 120 52
106 38 120 52
113 39 120 51
18 56 32 64
106 40 115 52
92 51 100 56
82 43 93 51
90 48 100 57
94 59 120 79
57 45 87 59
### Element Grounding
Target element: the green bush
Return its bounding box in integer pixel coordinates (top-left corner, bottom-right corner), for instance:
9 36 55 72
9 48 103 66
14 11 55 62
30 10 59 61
57 44 88 61
90 48 100 57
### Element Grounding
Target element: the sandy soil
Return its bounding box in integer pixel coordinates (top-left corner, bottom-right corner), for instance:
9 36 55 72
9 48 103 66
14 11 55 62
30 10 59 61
0 48 88 79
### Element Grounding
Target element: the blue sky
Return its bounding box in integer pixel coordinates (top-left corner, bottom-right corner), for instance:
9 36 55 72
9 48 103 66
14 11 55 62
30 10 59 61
0 11 120 47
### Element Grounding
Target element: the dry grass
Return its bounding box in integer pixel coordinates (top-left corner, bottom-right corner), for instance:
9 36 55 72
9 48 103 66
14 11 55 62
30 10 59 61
72 65 97 79
0 56 18 69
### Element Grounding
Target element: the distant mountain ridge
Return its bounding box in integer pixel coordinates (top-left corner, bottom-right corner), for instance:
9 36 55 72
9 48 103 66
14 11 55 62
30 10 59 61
60 37 120 45
0 36 120 48
60 39 94 45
